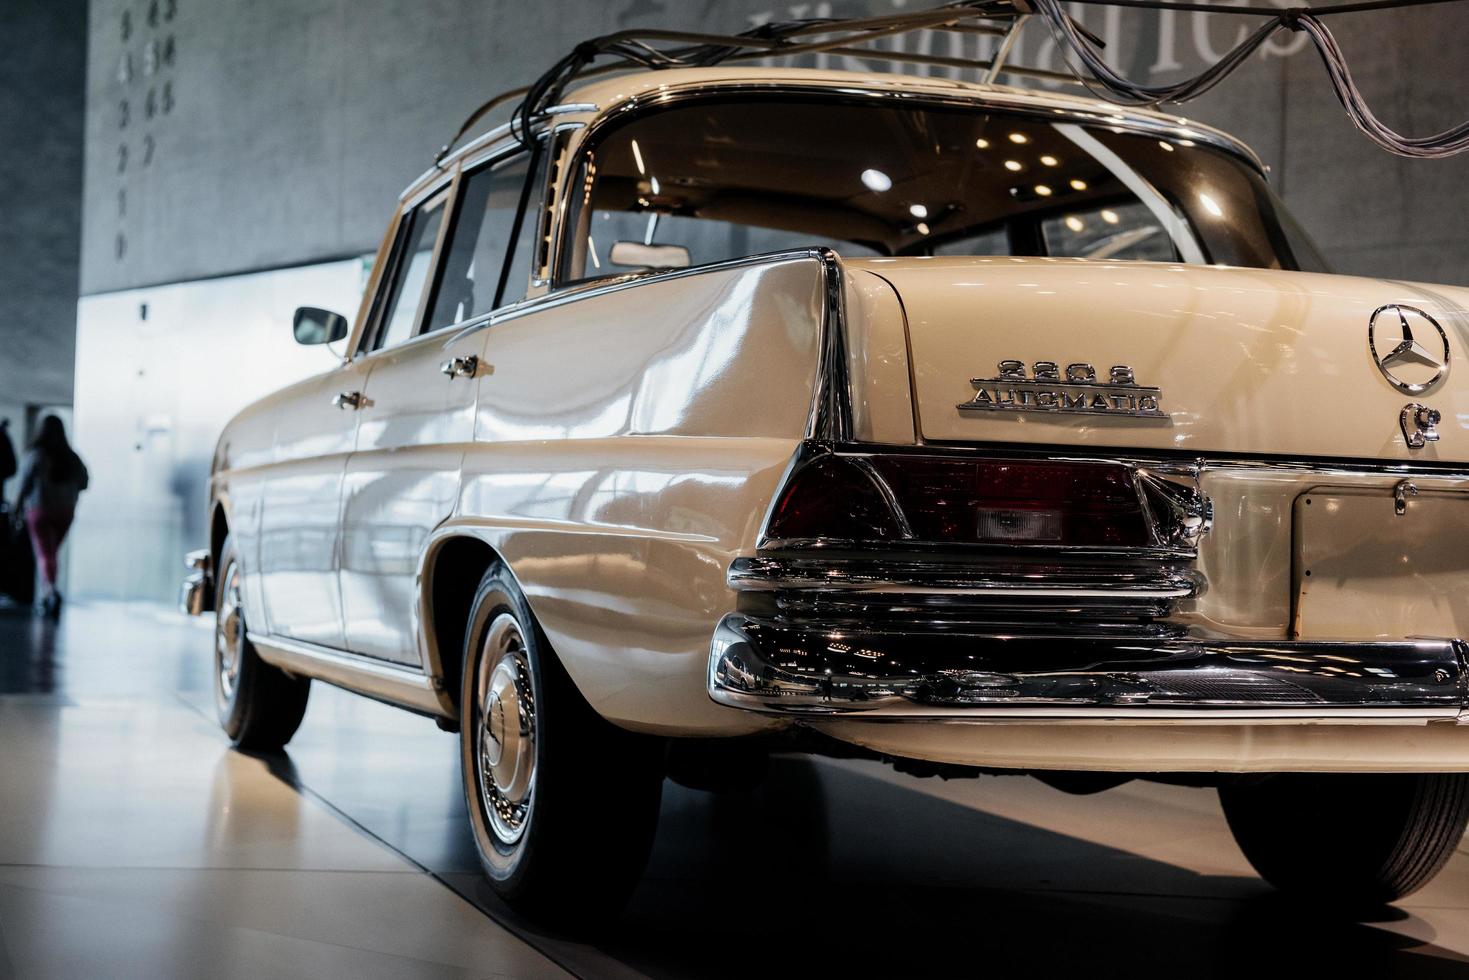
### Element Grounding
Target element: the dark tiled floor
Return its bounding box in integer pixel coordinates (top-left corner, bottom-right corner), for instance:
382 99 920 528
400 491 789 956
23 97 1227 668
3 601 1468 977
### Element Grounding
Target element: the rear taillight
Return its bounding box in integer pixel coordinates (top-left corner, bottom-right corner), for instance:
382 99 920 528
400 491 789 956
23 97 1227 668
764 451 1153 548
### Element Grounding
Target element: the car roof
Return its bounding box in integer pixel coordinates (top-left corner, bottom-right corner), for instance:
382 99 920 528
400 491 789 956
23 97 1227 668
407 66 1262 201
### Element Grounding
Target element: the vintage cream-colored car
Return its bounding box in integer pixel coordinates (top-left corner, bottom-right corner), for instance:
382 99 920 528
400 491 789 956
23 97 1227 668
183 64 1469 919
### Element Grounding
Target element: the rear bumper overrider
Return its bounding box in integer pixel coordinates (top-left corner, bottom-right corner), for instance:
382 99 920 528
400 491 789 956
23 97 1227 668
179 550 213 617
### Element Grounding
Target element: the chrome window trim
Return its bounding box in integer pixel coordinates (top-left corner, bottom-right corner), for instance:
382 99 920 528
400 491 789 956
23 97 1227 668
545 79 1267 286
370 141 551 356
361 184 457 357
399 103 590 201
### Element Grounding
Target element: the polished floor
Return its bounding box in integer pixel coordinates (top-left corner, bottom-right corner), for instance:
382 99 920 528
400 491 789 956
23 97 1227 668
3 603 1469 978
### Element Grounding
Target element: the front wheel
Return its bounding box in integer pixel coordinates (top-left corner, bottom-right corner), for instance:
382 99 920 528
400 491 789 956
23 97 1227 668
459 563 664 927
213 534 310 751
1219 772 1469 906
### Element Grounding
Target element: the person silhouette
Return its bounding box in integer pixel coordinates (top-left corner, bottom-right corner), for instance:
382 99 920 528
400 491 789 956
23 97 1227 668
15 416 88 619
0 419 16 497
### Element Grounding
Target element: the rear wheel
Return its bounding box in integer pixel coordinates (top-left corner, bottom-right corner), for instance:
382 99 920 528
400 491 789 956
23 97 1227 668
214 535 310 751
459 563 664 928
1219 772 1469 906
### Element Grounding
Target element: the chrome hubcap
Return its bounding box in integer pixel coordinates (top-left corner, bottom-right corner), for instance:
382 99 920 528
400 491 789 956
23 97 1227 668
476 613 536 845
214 559 243 709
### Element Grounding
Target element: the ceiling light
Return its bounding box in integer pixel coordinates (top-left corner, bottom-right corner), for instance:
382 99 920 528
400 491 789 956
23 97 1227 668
1158 141 1174 152
631 139 646 175
1101 208 1120 224
1008 132 1029 144
1065 216 1084 233
1040 154 1059 167
1004 160 1022 172
915 221 931 235
1069 178 1087 191
976 138 990 149
909 203 928 219
1034 184 1052 197
861 168 892 192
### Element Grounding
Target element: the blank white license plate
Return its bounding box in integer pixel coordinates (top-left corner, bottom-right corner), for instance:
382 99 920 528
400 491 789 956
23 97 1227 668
1292 485 1469 641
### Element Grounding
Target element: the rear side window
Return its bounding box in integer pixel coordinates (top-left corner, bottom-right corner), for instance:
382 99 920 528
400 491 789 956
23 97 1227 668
423 153 532 331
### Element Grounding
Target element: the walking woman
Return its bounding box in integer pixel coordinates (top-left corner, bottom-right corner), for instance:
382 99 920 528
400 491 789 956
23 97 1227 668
15 416 88 619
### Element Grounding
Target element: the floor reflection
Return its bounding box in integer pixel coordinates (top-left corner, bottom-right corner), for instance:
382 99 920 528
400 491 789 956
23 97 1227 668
0 607 59 694
4 601 1468 978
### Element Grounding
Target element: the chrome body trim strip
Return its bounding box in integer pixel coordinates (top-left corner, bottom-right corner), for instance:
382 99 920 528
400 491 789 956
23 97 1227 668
903 441 1469 481
728 556 1196 601
708 614 1469 721
808 249 853 442
249 633 450 717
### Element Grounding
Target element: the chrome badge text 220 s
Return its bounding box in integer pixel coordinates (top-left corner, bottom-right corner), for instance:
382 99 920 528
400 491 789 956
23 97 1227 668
957 361 1166 419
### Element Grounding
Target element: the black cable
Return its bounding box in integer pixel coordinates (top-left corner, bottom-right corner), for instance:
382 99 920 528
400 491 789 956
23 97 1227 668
435 0 1469 162
1032 0 1466 15
1030 0 1469 157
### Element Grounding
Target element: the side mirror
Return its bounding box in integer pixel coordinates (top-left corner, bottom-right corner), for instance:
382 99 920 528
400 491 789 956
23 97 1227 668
293 306 349 346
609 241 691 271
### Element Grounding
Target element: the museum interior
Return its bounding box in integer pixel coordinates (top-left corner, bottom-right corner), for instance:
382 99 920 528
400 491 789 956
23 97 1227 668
5 0 1469 975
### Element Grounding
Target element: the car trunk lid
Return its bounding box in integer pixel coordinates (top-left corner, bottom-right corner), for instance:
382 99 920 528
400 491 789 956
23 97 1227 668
853 256 1469 463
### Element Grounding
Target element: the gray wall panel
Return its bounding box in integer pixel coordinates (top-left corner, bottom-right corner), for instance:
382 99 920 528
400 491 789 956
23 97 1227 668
80 1 1469 295
1 0 86 409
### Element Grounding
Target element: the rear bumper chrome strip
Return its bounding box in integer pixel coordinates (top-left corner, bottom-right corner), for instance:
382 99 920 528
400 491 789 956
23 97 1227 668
729 555 1198 600
707 613 1469 722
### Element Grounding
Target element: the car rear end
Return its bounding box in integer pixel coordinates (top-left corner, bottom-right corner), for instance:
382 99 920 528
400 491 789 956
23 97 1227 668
709 255 1469 773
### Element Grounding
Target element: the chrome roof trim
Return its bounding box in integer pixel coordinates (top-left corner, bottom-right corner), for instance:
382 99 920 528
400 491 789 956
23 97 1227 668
400 111 584 201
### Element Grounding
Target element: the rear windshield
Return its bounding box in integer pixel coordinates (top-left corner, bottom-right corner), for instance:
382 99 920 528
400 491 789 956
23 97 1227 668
559 95 1328 283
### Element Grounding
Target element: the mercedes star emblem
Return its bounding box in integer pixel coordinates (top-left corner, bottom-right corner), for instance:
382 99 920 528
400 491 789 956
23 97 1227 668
1368 304 1449 395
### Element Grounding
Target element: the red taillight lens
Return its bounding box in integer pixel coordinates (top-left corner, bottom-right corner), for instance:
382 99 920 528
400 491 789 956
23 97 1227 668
765 452 1151 547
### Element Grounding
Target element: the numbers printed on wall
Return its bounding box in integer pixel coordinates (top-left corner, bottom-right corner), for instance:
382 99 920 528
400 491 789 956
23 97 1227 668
113 1 178 263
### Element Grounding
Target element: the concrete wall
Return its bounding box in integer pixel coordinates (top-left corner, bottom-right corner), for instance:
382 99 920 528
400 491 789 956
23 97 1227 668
1 0 87 417
71 0 1469 600
80 0 1469 295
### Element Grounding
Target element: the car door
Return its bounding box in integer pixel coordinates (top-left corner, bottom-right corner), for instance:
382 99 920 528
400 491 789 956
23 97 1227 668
256 359 371 648
340 148 538 665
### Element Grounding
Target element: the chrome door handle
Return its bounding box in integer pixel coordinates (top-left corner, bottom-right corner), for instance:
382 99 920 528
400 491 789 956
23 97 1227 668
332 390 363 410
440 354 479 379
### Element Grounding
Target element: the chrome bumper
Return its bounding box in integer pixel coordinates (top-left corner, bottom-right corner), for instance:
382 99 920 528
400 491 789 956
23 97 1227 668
179 550 213 616
708 615 1469 721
